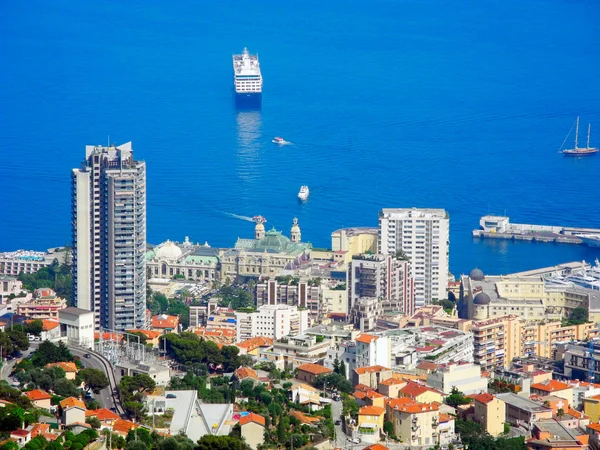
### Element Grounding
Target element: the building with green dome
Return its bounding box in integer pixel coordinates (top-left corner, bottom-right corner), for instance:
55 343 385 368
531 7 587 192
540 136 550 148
219 218 312 281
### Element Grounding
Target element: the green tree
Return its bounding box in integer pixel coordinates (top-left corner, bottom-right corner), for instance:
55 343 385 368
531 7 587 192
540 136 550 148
196 436 251 450
125 442 149 450
53 379 79 398
86 416 102 429
566 307 589 326
79 368 110 394
24 320 44 336
339 360 347 378
333 357 340 374
313 373 352 393
445 387 473 408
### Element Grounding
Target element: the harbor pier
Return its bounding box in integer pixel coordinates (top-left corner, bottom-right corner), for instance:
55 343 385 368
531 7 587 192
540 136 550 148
472 215 600 245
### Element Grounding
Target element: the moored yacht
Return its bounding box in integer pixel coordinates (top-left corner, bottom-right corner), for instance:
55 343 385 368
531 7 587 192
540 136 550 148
298 185 309 201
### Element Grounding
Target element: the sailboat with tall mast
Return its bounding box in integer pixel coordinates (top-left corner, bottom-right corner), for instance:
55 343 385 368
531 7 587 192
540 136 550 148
561 117 599 156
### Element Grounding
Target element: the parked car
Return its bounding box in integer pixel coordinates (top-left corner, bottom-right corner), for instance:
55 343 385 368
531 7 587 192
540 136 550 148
84 353 92 359
166 394 177 399
334 420 341 426
349 438 361 444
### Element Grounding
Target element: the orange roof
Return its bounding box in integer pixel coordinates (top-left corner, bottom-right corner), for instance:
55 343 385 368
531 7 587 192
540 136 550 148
387 397 416 408
86 408 120 421
43 433 60 442
296 363 333 376
416 361 439 370
10 430 30 438
94 332 123 342
356 334 379 344
365 390 386 399
237 336 274 351
588 423 600 432
239 413 266 427
24 390 52 401
235 366 258 380
355 365 389 375
363 445 388 450
289 410 321 424
30 424 50 437
126 329 162 339
471 393 496 405
112 419 138 435
60 397 86 410
358 406 385 416
355 384 374 392
439 413 454 423
25 319 60 331
399 382 441 399
354 391 367 400
392 402 439 414
151 315 179 329
45 362 78 373
531 380 571 392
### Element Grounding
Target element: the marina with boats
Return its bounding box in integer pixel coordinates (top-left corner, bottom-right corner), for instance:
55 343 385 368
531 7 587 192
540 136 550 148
473 215 600 246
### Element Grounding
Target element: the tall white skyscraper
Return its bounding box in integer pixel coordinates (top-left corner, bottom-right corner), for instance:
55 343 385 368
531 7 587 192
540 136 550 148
378 208 449 307
72 142 146 331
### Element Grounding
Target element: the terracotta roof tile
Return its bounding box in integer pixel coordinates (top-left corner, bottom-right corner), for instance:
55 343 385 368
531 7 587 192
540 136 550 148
237 336 274 351
112 419 138 435
10 430 30 437
289 410 321 424
296 363 332 376
355 365 389 375
399 382 442 399
45 362 78 373
86 408 120 421
60 397 86 410
239 413 266 426
471 393 496 405
24 390 52 401
358 406 385 416
363 445 388 450
392 402 439 414
386 398 416 408
235 367 258 380
531 380 571 392
126 329 162 339
355 334 379 344
151 314 179 329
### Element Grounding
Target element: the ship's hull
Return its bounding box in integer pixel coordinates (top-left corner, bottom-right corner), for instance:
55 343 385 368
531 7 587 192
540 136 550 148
580 236 600 248
234 92 261 109
562 148 599 156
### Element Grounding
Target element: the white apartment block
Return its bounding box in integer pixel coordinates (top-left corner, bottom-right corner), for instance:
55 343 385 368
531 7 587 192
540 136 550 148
72 142 146 331
235 304 309 342
378 208 449 307
347 254 415 316
355 334 392 369
255 280 322 319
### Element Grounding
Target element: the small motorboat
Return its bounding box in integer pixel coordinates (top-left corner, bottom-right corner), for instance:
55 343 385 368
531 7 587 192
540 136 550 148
272 137 290 145
298 185 309 201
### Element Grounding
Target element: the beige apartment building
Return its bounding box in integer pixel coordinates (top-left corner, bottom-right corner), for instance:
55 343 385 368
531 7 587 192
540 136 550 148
470 314 597 370
461 268 594 322
386 399 442 448
471 393 506 437
16 289 67 320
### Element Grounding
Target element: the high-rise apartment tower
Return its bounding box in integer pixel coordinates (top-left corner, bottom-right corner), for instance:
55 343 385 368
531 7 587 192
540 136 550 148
378 208 449 307
72 142 146 331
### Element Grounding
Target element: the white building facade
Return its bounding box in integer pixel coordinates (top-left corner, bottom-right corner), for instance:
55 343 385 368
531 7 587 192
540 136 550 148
378 208 449 307
355 334 392 369
235 304 309 342
72 142 146 331
59 307 95 348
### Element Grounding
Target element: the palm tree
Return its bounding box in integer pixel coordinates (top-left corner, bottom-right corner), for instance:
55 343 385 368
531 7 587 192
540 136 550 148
557 408 564 419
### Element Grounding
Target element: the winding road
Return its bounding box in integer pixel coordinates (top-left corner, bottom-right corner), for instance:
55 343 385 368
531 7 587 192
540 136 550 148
1 341 124 416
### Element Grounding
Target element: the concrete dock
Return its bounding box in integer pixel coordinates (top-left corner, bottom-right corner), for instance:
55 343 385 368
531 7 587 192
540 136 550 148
472 215 600 245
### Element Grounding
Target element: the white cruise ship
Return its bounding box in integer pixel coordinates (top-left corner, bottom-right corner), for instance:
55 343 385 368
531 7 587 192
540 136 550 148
579 234 600 248
232 47 262 102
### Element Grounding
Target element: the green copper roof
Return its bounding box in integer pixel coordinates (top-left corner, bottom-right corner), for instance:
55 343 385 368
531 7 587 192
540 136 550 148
234 229 311 256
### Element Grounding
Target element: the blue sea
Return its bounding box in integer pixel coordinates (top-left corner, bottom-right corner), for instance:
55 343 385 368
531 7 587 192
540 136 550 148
2 0 600 277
